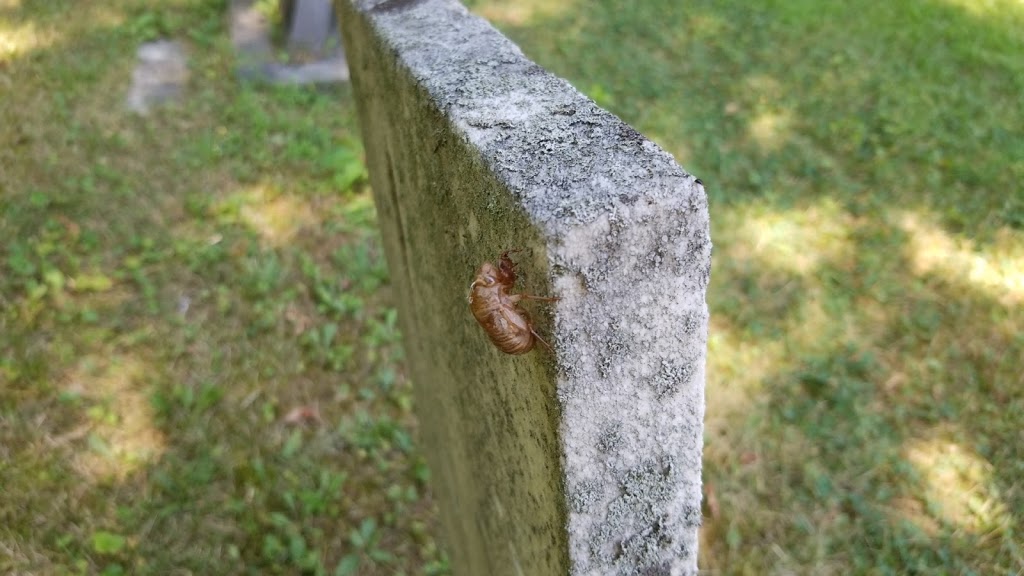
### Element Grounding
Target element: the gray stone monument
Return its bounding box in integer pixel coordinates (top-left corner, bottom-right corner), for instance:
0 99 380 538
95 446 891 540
286 0 337 54
229 0 348 85
338 1 711 575
125 40 189 114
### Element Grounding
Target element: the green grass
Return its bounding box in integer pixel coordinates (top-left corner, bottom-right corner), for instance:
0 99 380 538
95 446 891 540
0 1 447 574
4 0 1023 574
469 0 1024 573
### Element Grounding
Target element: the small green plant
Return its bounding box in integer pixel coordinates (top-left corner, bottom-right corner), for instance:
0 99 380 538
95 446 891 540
124 9 171 41
302 255 367 319
333 239 388 293
261 513 324 572
300 324 356 371
320 144 368 193
335 518 395 575
91 531 127 555
242 251 286 300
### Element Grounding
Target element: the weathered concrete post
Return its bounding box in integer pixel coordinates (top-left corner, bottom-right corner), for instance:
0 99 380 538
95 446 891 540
337 1 711 574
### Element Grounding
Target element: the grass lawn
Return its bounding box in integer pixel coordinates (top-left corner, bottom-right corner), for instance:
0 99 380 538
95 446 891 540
3 0 1023 575
1 1 447 574
468 0 1024 573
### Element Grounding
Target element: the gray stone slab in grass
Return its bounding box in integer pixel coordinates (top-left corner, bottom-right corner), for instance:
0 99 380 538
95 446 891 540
229 0 349 85
287 0 337 53
339 1 711 574
125 40 189 114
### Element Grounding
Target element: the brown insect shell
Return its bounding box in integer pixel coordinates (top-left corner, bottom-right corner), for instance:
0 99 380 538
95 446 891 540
468 259 538 355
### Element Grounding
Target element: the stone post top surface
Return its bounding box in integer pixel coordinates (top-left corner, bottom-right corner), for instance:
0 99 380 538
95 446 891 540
353 0 705 233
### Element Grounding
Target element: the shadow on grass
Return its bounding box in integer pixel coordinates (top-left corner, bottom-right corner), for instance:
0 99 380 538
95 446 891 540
469 0 1024 572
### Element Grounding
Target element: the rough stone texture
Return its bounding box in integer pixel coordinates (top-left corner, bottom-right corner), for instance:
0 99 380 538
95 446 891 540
125 40 189 114
338 1 710 575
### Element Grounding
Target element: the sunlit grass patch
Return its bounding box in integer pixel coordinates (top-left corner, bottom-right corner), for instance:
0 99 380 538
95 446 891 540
213 184 320 247
746 109 793 152
0 19 53 58
61 352 167 482
723 198 855 277
900 211 1024 306
903 435 1013 536
467 0 580 27
936 0 1024 19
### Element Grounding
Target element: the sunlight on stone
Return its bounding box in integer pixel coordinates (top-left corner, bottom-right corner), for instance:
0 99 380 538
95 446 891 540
66 354 166 483
904 437 1013 535
725 198 854 276
900 212 1024 306
471 0 579 26
231 185 318 247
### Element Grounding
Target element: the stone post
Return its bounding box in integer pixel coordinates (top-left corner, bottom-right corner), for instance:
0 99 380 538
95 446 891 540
337 1 711 574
